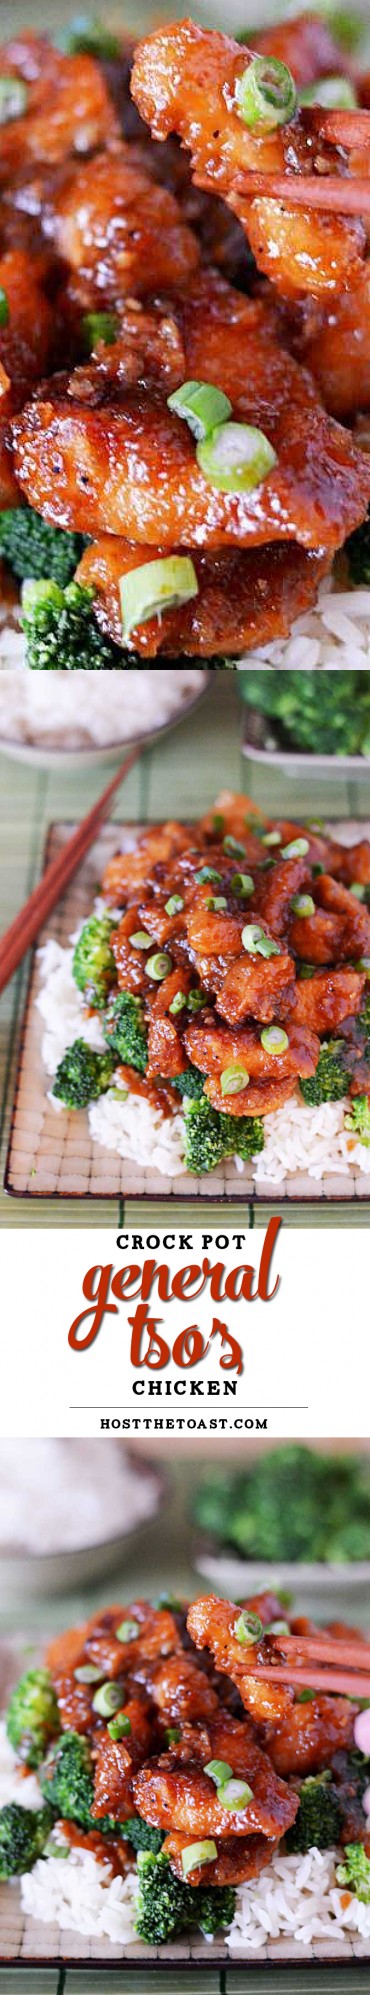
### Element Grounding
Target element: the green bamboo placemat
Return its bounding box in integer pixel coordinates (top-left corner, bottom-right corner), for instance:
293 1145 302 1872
2 677 370 1229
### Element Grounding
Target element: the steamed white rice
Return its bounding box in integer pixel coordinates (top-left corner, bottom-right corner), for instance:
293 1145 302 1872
0 651 204 751
0 1726 369 1952
235 576 370 672
37 934 370 1184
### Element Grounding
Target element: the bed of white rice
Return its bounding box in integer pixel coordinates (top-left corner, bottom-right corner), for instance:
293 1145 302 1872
37 934 370 1183
235 576 370 672
0 1725 369 1952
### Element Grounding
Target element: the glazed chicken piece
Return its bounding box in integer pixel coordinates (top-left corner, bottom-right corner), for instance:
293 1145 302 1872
0 247 54 507
91 1696 155 1823
292 968 366 1034
44 146 199 303
162 1828 278 1887
288 266 370 420
188 1596 294 1726
77 535 329 659
142 1654 220 1724
83 1602 183 1679
131 21 367 302
215 952 296 1026
103 824 189 904
0 33 117 186
269 1694 357 1778
133 1719 298 1839
184 1019 319 1121
12 275 370 554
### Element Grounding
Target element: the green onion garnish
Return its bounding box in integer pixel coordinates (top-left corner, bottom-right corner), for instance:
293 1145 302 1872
93 1681 124 1717
298 964 315 979
74 1664 103 1684
0 76 28 123
350 882 366 900
204 1759 233 1786
165 895 184 915
261 1026 289 1054
197 421 276 494
235 55 297 129
218 1778 253 1810
181 1840 217 1879
230 873 254 897
196 867 223 884
169 991 187 1015
290 894 315 917
220 1064 249 1096
187 990 207 1011
205 895 227 911
146 952 172 981
356 958 370 975
234 1610 263 1645
281 838 309 858
168 379 232 441
120 556 198 639
223 836 247 858
45 1840 70 1858
262 831 281 847
57 15 121 56
116 1619 140 1642
130 931 152 949
242 923 279 959
265 1619 290 1635
166 1727 181 1745
108 1713 131 1740
299 73 357 108
0 288 9 328
82 311 119 353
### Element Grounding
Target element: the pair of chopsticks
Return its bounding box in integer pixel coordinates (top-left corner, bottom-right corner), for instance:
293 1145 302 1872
238 105 370 215
245 1631 370 1700
0 744 140 997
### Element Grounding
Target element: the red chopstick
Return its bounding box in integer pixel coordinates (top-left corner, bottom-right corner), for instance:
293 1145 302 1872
235 170 370 214
0 744 140 996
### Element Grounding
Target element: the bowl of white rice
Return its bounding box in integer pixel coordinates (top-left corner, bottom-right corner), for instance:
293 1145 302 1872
0 662 208 769
0 1440 164 1601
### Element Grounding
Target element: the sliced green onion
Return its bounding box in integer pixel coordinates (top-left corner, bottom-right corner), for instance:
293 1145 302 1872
74 1664 103 1684
204 1760 233 1786
298 964 315 980
169 991 187 1015
116 1619 140 1642
231 872 254 897
45 1839 70 1858
181 1840 217 1879
168 379 232 441
355 958 370 975
146 952 172 981
220 1064 250 1096
108 1713 131 1740
242 923 279 959
120 556 198 639
213 813 224 833
205 895 227 911
261 1026 289 1055
224 836 247 858
0 76 28 123
0 288 9 329
300 73 357 107
265 1620 290 1635
196 866 223 884
130 931 152 949
297 1688 315 1703
57 15 121 56
235 55 297 129
350 882 366 900
93 1681 124 1717
165 895 184 916
187 990 207 1011
81 311 119 354
234 1610 263 1645
290 894 315 917
281 837 309 858
261 830 281 847
218 1778 253 1810
166 1727 181 1745
197 420 276 494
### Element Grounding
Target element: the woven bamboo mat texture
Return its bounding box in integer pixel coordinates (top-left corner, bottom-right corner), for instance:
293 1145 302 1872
2 677 370 1226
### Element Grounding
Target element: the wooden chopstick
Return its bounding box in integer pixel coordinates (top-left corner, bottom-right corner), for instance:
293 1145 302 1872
242 1660 370 1696
0 743 140 997
276 1633 370 1670
236 171 370 214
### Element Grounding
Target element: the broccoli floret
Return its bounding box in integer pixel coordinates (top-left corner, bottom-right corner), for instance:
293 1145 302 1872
73 914 116 1009
135 1851 235 1945
125 1816 164 1855
173 1065 206 1100
193 1445 370 1563
103 991 148 1073
285 1773 341 1854
344 1095 370 1145
346 509 370 587
52 1038 115 1109
6 1669 60 1769
183 1094 264 1174
21 580 123 670
0 1803 54 1878
57 14 121 57
0 506 88 587
336 1843 370 1902
300 1040 350 1105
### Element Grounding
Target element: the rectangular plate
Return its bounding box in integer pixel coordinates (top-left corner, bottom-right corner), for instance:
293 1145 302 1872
5 818 370 1206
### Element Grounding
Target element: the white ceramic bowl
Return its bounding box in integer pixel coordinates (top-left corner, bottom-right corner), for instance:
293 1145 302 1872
195 1550 370 1621
0 672 209 771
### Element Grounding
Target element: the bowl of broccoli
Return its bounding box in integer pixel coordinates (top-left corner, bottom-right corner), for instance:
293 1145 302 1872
240 670 370 774
193 1445 370 1617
